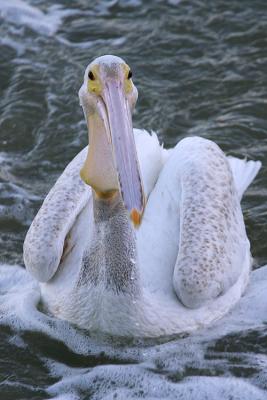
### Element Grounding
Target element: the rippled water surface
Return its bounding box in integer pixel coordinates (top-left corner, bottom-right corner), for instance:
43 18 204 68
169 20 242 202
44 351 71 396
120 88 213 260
0 0 267 399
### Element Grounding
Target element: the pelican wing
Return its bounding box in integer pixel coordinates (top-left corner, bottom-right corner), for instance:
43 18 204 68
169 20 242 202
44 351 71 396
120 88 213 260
23 147 91 282
139 137 261 311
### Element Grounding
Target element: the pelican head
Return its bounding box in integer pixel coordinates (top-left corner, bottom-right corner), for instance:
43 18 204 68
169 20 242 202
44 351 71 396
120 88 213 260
79 55 145 226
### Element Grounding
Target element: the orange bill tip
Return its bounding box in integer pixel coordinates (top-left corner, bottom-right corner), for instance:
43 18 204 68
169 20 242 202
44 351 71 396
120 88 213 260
130 208 142 228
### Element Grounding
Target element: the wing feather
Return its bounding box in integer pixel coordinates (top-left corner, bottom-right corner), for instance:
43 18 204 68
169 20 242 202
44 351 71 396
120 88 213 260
23 147 91 282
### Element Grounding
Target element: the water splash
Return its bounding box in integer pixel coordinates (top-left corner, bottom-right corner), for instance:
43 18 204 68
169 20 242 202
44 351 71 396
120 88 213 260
0 263 267 398
0 0 78 36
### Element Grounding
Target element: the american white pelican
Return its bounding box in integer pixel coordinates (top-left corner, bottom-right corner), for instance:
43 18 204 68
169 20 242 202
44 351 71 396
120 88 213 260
23 55 261 337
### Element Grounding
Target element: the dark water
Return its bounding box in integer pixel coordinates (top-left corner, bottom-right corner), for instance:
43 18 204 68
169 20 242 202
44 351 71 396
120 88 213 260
0 0 267 399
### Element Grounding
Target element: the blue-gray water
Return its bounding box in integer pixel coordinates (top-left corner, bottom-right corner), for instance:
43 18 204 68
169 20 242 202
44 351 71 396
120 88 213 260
0 0 267 399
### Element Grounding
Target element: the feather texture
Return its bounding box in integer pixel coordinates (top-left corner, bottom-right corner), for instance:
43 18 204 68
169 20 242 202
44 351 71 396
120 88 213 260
24 131 261 336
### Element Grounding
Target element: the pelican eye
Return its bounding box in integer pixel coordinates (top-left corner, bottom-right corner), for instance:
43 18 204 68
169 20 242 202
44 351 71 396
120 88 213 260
127 70 132 79
88 71 95 80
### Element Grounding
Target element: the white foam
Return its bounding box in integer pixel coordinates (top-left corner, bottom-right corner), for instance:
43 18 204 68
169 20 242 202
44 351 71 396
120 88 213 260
49 395 79 400
0 0 77 36
46 365 267 400
1 263 267 398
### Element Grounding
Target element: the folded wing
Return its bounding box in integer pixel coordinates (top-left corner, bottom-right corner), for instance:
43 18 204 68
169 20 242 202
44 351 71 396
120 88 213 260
23 147 91 282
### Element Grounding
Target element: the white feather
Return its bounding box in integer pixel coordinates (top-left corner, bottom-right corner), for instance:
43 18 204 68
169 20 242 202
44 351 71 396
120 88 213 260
24 132 261 337
227 156 261 200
